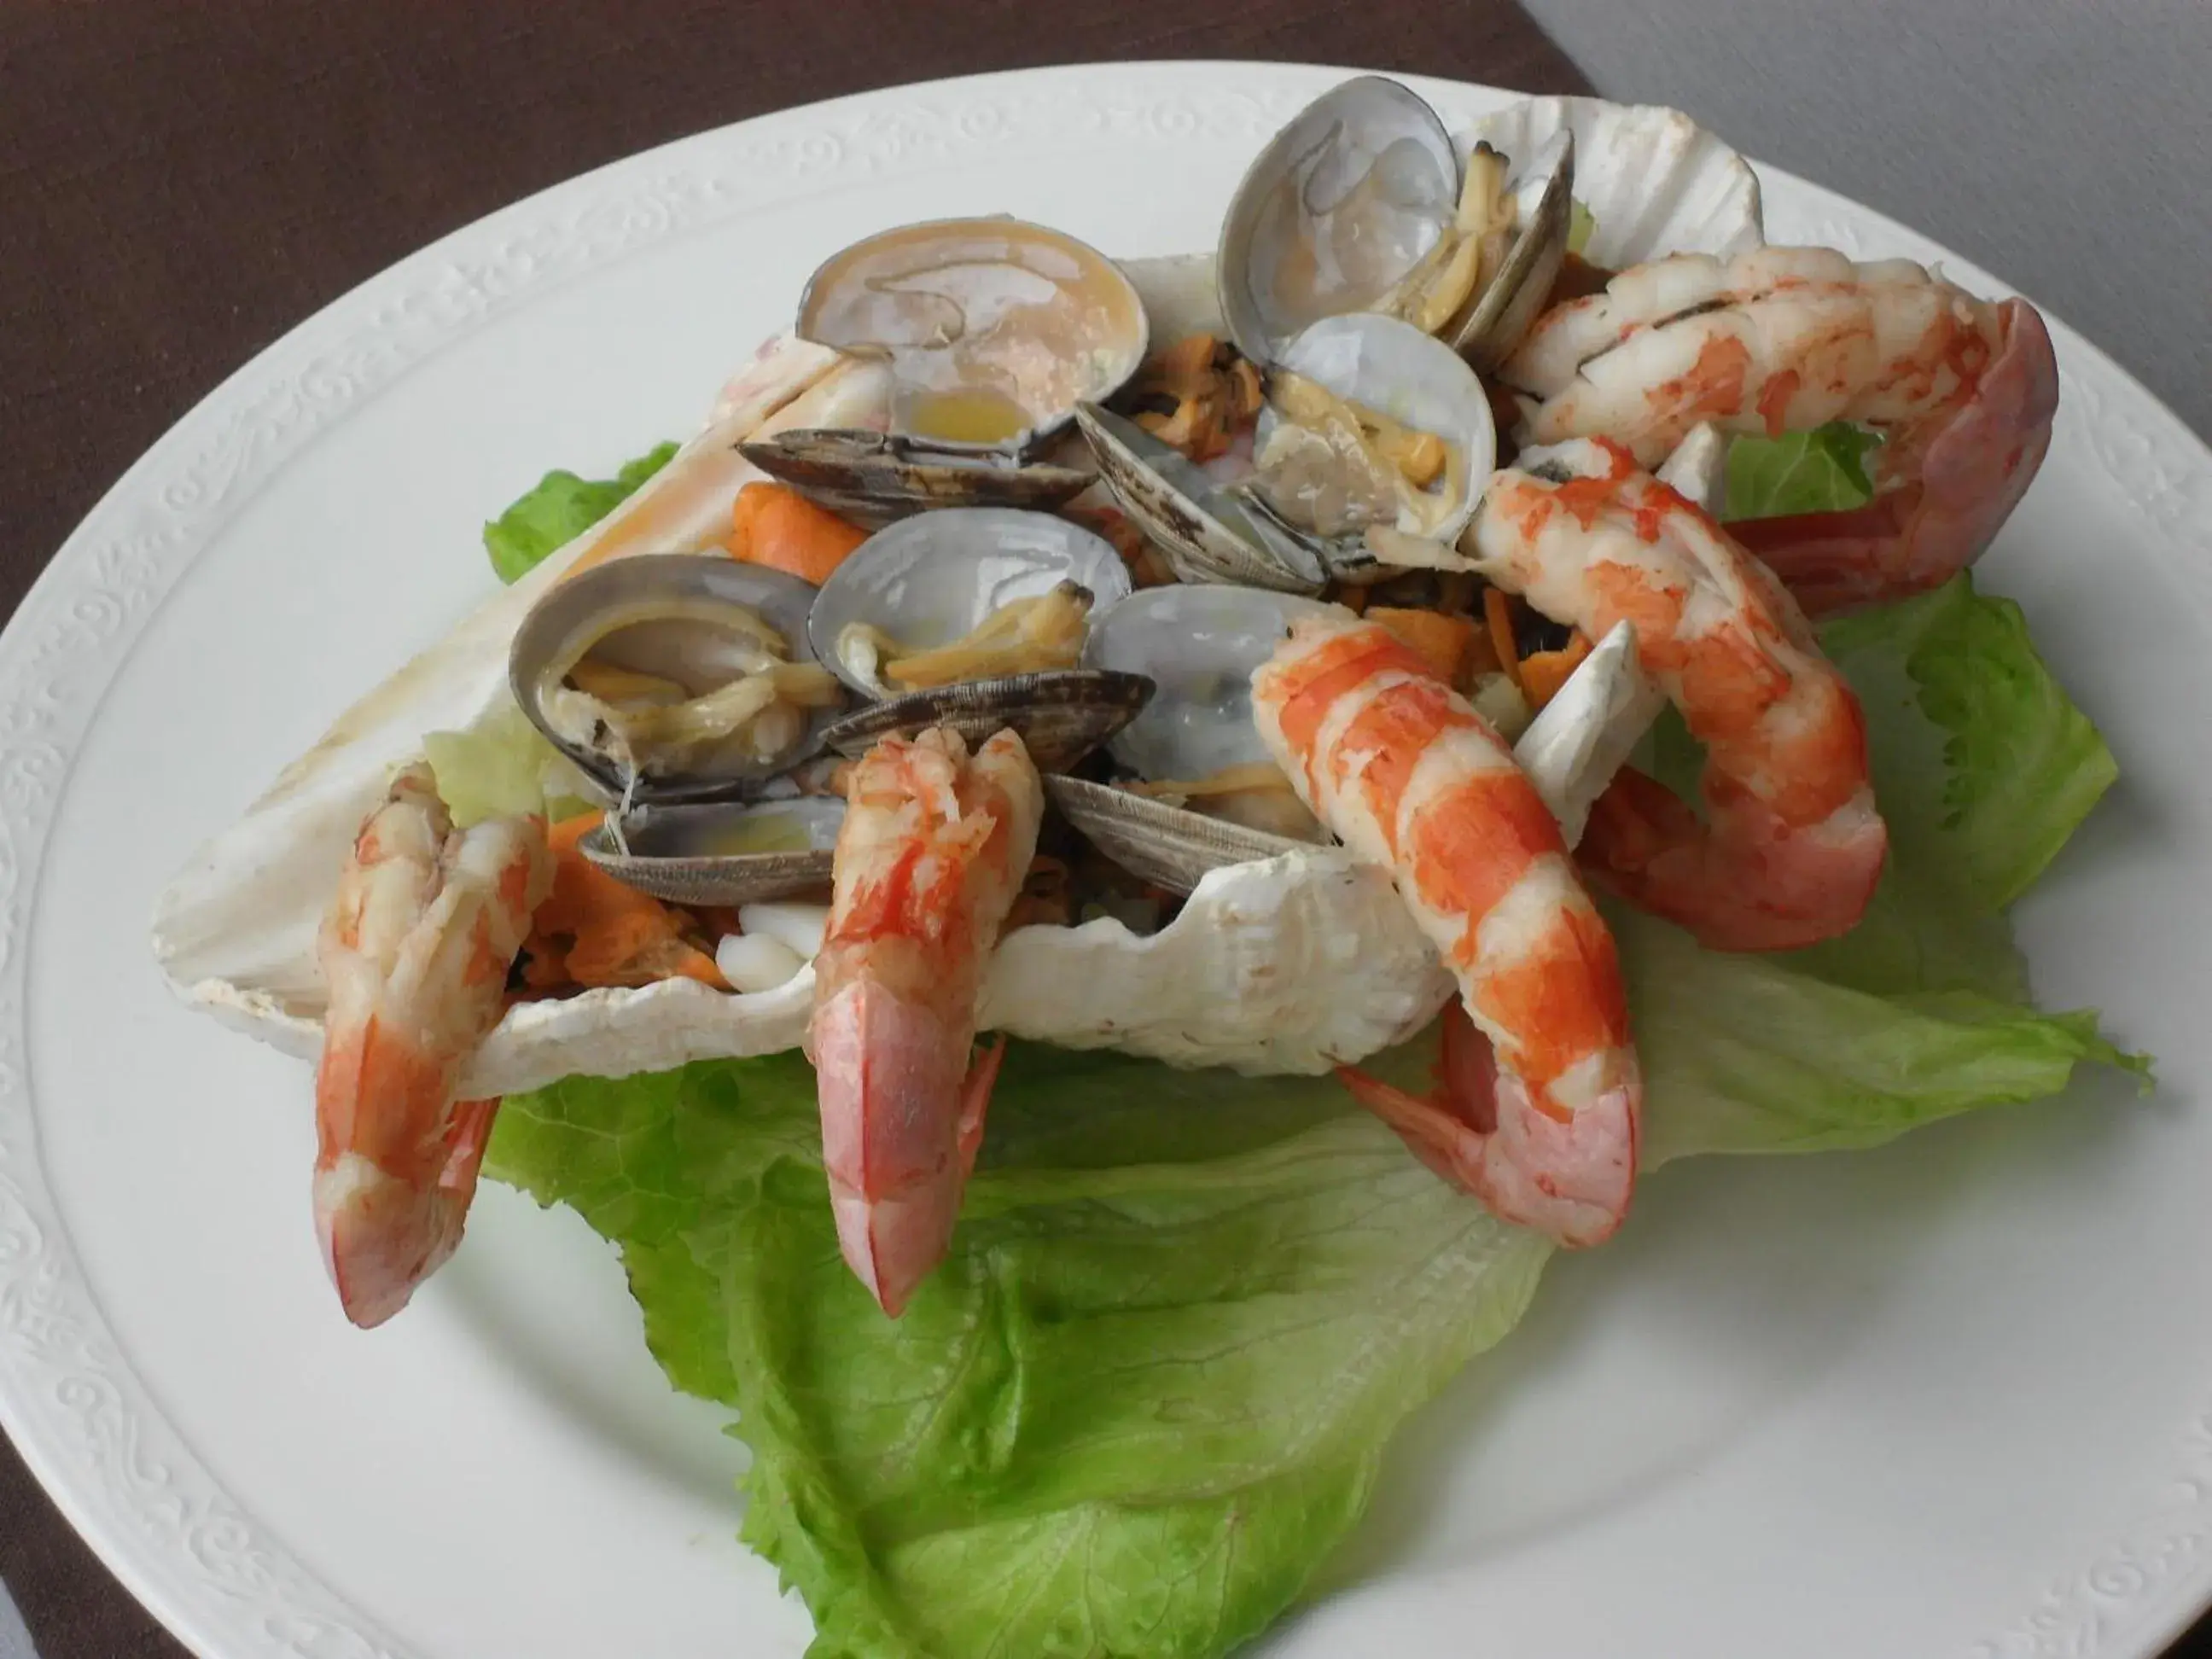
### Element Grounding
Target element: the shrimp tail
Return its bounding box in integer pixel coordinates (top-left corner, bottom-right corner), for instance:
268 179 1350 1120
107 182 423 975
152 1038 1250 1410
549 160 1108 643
1339 1004 1636 1248
314 1087 498 1330
814 982 1004 1318
1724 300 2057 617
1580 767 1888 952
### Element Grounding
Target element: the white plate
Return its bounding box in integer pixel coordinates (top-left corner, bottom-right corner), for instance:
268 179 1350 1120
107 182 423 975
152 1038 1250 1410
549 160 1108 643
5 61 2209 1659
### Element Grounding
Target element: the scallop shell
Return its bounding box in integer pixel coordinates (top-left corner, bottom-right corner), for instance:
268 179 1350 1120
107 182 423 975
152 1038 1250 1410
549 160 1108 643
1463 96 1763 269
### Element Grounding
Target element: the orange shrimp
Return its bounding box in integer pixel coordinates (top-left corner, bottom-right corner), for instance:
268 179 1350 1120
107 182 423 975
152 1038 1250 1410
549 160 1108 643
313 765 551 1328
1252 614 1642 1247
806 726 1044 1315
1470 437 1888 952
1504 247 2058 615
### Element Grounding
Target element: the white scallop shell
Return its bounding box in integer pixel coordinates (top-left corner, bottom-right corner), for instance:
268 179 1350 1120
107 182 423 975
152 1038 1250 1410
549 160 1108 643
1463 96 1764 269
150 247 1651 1092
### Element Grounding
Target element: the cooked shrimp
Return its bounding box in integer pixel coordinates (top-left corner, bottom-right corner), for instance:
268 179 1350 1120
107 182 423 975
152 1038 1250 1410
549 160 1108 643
314 765 551 1328
1504 247 2058 614
806 726 1045 1316
1470 437 1888 951
1252 614 1642 1247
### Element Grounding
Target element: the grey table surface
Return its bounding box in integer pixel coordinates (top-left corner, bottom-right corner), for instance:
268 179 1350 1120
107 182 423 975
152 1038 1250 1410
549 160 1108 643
1525 0 2212 440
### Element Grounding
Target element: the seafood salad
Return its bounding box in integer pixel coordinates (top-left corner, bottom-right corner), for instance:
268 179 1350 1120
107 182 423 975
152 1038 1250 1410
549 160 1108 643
151 82 2136 1659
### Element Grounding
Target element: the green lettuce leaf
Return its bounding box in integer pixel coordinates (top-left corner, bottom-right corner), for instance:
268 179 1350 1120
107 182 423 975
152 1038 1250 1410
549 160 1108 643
1723 421 1881 520
484 576 2139 1659
422 696 596 827
482 439 678 584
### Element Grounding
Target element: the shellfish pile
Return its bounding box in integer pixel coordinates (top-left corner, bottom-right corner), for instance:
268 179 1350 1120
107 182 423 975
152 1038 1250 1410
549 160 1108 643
152 85 1773 1091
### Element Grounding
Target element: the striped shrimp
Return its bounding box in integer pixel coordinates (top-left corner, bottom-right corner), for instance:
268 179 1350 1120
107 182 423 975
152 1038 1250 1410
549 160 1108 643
313 765 551 1328
1504 247 2058 615
1469 436 1888 952
1252 614 1642 1247
807 726 1045 1316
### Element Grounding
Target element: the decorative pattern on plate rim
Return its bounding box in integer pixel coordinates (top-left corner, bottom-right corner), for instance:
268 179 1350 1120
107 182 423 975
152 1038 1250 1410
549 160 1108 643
0 61 2205 1659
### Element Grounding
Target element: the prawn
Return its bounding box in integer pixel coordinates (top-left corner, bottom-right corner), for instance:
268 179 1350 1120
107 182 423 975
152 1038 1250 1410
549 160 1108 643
1252 614 1642 1247
807 726 1044 1315
1504 247 2058 615
314 765 551 1328
1469 437 1888 952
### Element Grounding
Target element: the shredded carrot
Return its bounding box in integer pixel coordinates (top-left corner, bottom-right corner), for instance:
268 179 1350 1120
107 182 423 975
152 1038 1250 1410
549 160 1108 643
1368 607 1481 687
729 483 868 585
1338 585 1370 615
1518 631 1594 712
530 812 731 992
1482 587 1522 690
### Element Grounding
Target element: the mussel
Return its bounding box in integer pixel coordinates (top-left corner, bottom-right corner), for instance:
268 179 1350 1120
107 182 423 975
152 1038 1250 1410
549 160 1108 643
807 507 1151 771
509 555 842 805
743 218 1150 527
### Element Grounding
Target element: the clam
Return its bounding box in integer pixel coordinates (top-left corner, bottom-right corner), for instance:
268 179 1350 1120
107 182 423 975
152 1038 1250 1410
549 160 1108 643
509 555 841 805
1053 585 1336 894
1217 76 1579 374
579 796 845 909
738 428 1093 529
807 507 1149 771
1243 312 1496 579
1073 402 1325 594
745 218 1150 526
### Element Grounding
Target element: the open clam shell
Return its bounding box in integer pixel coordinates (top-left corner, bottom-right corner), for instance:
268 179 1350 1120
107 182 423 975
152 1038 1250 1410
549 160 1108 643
1245 311 1497 574
1086 585 1333 777
1463 96 1762 270
509 554 838 805
1065 585 1338 888
796 216 1150 454
808 507 1132 696
820 668 1155 772
1441 130 1575 371
1045 775 1307 897
579 796 845 909
1073 403 1324 594
1216 76 1459 366
736 428 1095 531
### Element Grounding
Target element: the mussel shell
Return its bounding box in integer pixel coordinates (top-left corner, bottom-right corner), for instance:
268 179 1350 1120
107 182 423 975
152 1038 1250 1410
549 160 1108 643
509 554 836 805
1084 584 1336 779
1443 131 1575 372
819 668 1154 773
1217 76 1460 365
1073 403 1324 594
738 429 1094 530
1045 776 1308 898
579 796 845 909
795 216 1150 453
808 506 1132 697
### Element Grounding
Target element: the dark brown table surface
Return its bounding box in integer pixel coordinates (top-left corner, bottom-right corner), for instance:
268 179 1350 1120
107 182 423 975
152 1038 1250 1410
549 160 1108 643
3 5 2203 1658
